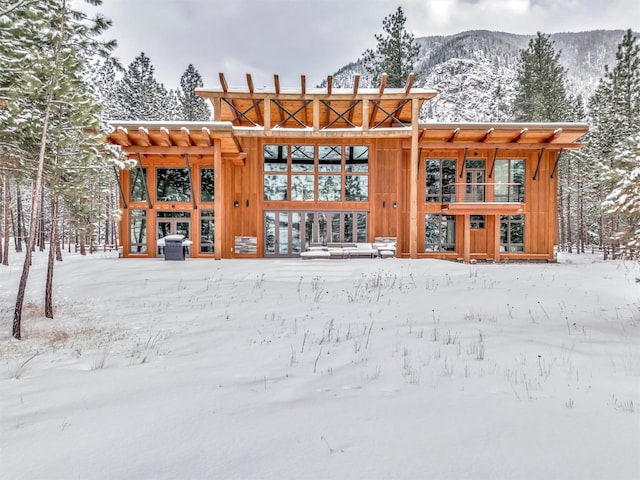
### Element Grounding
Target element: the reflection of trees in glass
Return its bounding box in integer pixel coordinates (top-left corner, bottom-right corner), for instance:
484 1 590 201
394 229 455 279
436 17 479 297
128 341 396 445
424 214 456 251
265 213 275 253
495 160 525 202
318 213 327 244
331 213 341 242
357 213 368 242
292 146 314 172
345 146 369 172
426 159 456 202
344 213 353 242
200 210 214 253
345 175 368 201
305 213 315 248
200 168 214 202
319 175 341 201
500 214 525 252
130 210 147 253
156 168 191 202
292 213 301 253
130 168 147 201
291 175 314 201
319 146 342 172
264 145 288 171
264 175 288 200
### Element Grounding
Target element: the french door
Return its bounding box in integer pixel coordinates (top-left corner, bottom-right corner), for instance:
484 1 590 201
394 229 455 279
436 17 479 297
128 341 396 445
465 160 486 202
264 211 368 257
156 211 191 256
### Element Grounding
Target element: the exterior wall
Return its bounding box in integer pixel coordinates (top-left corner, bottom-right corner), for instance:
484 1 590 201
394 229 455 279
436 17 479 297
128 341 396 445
119 140 560 261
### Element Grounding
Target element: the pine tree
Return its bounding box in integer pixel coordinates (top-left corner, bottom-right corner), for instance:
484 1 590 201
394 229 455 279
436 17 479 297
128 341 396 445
512 32 570 122
3 0 117 338
362 7 421 87
116 52 169 120
587 29 640 257
177 64 210 121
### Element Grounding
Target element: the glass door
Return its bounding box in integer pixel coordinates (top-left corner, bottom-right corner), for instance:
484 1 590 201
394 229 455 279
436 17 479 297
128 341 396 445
465 160 486 202
156 212 191 256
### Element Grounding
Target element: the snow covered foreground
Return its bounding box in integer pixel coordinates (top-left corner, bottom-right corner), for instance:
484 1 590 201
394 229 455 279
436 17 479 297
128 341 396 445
1 251 639 480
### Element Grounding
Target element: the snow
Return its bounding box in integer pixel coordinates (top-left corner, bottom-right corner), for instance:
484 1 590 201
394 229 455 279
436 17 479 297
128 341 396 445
1 250 639 479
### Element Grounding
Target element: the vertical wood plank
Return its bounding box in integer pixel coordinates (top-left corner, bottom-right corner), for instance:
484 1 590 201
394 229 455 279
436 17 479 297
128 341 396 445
214 139 223 260
409 99 419 258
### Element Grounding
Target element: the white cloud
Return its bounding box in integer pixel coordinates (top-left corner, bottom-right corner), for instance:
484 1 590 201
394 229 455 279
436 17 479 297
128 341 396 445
86 0 639 89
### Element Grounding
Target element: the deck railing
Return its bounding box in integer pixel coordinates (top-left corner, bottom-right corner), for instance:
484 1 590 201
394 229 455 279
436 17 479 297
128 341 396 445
441 183 524 203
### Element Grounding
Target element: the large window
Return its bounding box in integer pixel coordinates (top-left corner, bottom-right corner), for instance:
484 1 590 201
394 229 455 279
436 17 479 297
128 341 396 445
156 168 191 202
494 159 525 202
426 159 457 202
200 210 214 253
130 167 147 202
425 214 456 252
264 144 369 202
501 214 524 252
200 168 214 202
130 209 147 253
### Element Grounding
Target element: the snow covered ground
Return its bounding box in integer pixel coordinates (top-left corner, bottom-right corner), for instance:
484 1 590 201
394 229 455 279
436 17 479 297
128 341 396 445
1 249 639 479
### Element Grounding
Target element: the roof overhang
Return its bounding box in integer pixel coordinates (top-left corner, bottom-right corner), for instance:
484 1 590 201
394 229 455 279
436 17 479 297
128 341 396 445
417 123 589 150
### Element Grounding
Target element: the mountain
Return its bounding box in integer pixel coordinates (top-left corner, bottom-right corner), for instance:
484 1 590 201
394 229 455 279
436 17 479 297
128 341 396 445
325 30 631 122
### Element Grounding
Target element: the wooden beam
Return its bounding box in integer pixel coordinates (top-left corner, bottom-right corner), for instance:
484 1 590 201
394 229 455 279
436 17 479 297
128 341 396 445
379 73 388 95
219 73 228 92
414 142 586 150
404 73 415 95
326 75 333 95
122 146 217 155
463 214 471 263
448 127 461 143
352 74 360 95
137 127 151 147
301 75 306 95
459 148 468 179
136 153 153 210
512 128 529 143
544 127 563 143
213 139 222 260
201 127 212 146
274 74 280 95
246 73 254 94
159 127 173 146
112 127 130 147
409 98 420 259
180 127 193 146
478 127 495 143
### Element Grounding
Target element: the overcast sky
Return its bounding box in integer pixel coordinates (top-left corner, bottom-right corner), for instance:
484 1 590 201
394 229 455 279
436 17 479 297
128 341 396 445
88 0 639 90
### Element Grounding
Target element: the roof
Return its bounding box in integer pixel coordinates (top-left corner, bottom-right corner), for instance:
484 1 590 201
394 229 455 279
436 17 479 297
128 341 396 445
105 74 588 156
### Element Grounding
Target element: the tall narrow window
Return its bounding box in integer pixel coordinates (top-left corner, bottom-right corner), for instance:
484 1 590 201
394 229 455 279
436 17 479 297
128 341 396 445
500 214 524 252
200 168 214 202
319 146 342 201
494 159 525 202
291 146 314 201
426 159 457 202
425 214 456 252
264 145 288 201
130 209 147 253
130 168 147 202
200 210 214 253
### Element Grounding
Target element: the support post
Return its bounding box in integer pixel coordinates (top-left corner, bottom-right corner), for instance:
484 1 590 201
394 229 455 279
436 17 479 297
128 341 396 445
214 139 223 260
493 214 501 263
185 154 197 210
136 154 152 209
409 98 420 258
463 214 471 263
112 166 127 209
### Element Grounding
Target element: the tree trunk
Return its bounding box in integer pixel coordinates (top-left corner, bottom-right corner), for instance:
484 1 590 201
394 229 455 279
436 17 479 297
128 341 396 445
2 176 9 265
13 0 66 340
39 185 46 252
15 184 23 252
45 195 59 318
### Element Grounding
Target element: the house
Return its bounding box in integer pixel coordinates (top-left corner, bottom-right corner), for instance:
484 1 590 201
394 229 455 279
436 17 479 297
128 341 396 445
106 73 588 262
